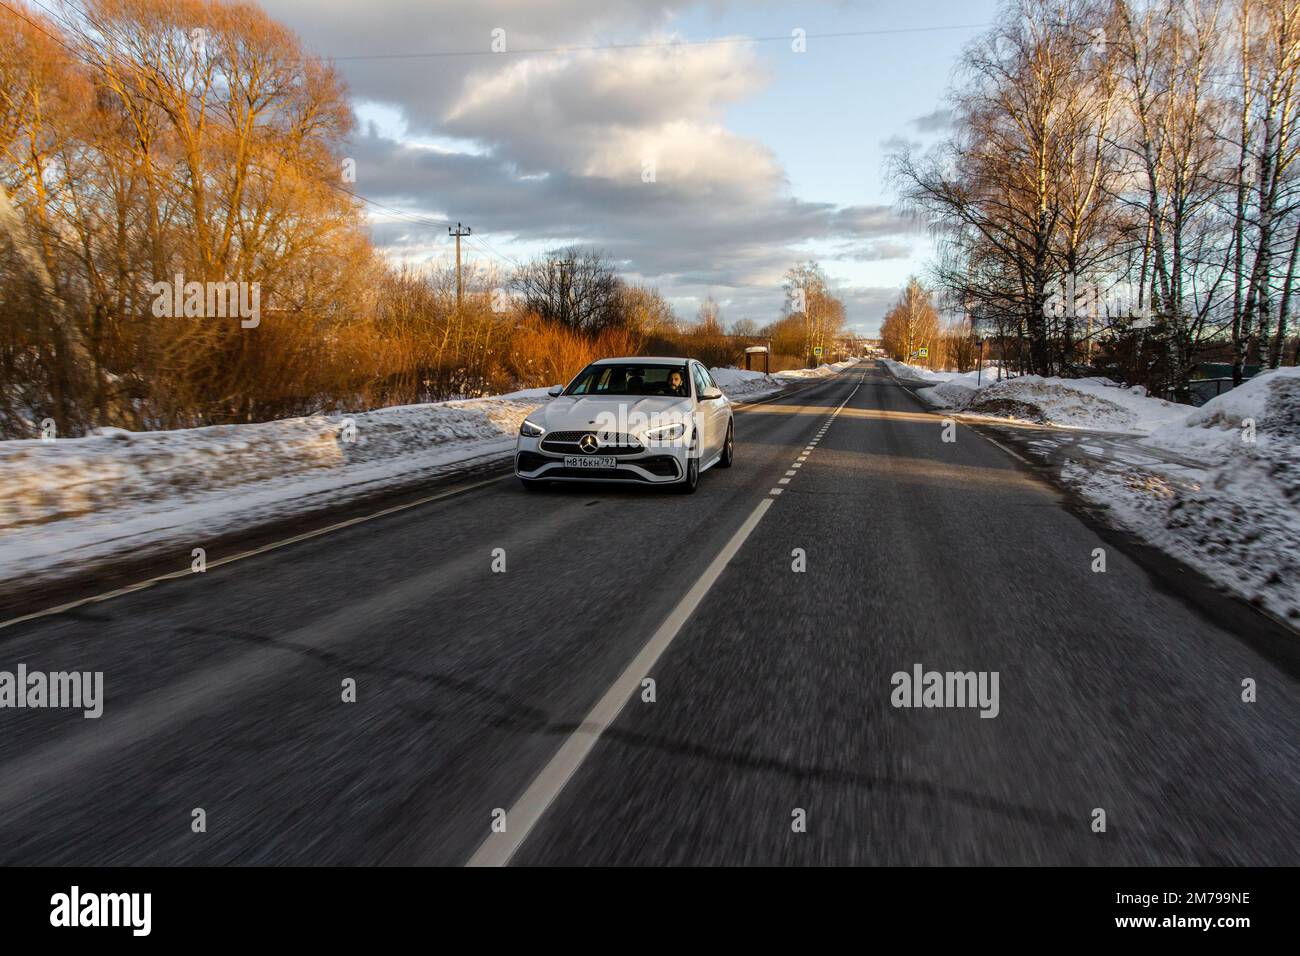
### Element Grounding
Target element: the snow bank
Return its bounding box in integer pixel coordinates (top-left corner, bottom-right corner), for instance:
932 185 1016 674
774 359 859 381
884 359 1030 409
708 366 785 402
1148 366 1300 461
912 371 1191 435
881 359 964 384
923 368 1011 408
0 396 546 587
1146 368 1299 620
0 398 542 534
1061 368 1300 623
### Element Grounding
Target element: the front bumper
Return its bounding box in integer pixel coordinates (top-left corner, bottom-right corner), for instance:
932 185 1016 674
514 435 687 483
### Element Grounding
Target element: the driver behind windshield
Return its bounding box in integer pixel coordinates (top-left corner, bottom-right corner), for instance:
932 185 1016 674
666 370 687 396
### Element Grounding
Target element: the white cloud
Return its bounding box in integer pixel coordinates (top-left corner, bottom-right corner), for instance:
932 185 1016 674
263 0 914 328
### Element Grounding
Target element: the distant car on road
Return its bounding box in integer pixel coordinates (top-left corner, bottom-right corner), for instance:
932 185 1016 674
515 357 734 494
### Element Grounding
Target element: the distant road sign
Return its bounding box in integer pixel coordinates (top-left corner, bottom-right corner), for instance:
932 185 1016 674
813 346 823 356
918 347 929 358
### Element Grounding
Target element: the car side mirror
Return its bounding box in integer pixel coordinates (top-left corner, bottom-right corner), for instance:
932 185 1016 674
700 387 723 400
547 385 564 397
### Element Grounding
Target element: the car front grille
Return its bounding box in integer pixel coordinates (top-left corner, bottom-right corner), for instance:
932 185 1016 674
539 431 644 456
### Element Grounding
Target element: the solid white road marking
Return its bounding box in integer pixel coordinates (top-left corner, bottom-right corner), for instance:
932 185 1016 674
978 431 1031 464
466 496 776 867
0 474 508 632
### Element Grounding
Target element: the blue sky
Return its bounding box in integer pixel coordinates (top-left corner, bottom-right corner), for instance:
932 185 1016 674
265 0 1001 335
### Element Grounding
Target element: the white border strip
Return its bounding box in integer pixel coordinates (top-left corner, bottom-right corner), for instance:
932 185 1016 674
0 475 506 631
465 496 775 867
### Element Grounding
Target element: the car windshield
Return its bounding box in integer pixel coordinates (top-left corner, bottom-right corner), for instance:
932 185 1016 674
564 363 691 397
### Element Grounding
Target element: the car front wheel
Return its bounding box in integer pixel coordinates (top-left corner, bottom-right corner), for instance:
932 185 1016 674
716 421 734 468
674 455 700 494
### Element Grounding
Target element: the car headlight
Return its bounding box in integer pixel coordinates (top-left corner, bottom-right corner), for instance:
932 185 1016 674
644 422 686 441
520 419 545 438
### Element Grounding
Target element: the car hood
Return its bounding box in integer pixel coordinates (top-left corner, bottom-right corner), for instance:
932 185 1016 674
531 395 692 434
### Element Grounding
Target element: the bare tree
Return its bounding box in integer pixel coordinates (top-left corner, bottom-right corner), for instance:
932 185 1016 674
510 247 625 334
782 260 845 365
881 278 942 363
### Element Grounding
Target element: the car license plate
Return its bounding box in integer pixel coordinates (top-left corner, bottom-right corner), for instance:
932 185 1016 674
564 455 616 469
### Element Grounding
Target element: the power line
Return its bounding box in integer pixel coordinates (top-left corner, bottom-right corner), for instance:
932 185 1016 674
15 1 991 66
467 233 524 270
324 23 994 63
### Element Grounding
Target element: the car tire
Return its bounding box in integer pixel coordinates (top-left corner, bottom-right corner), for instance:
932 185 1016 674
674 455 700 494
716 421 734 468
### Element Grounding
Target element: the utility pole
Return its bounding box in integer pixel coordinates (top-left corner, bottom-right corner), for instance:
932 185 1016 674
449 222 471 310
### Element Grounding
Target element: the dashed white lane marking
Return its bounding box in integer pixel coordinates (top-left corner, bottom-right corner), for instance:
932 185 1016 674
466 496 776 867
767 370 864 497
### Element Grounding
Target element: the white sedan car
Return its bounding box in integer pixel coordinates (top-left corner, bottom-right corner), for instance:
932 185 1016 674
515 357 734 494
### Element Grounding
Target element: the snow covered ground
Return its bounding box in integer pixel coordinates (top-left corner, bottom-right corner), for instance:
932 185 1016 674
704 359 857 399
0 367 821 590
0 393 549 588
887 358 1189 434
881 358 967 385
884 356 1300 626
707 366 784 401
1058 367 1300 624
774 358 860 381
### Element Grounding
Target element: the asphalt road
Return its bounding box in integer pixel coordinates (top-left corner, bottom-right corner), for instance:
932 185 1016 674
1 363 1297 865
